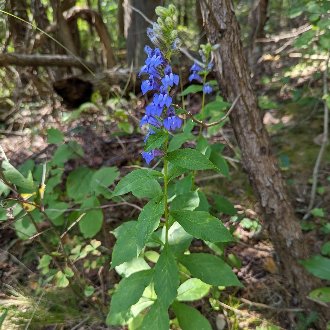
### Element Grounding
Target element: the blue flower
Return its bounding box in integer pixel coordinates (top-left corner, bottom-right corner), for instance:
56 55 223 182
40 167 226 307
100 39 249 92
146 102 163 117
141 79 154 95
141 149 162 164
188 72 202 83
163 115 182 131
153 93 172 108
142 150 156 164
140 115 161 128
191 63 202 72
203 84 213 94
161 72 179 89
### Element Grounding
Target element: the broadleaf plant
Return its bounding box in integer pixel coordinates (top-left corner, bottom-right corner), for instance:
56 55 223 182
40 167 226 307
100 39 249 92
107 5 241 329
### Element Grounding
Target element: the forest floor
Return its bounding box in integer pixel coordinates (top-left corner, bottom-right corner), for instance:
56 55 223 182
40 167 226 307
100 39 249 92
1 56 330 330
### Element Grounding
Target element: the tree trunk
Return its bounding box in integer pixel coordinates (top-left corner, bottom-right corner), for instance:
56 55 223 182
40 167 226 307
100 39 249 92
123 0 162 67
200 0 329 324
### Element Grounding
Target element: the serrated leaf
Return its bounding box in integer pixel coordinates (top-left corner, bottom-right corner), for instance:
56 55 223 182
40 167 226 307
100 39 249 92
167 148 217 171
177 278 211 301
154 245 179 307
172 302 212 330
171 210 233 243
179 253 241 286
136 198 164 249
2 161 35 193
300 255 330 280
140 301 169 330
79 197 103 238
113 169 162 199
180 84 203 96
112 222 140 268
145 131 167 152
107 269 153 325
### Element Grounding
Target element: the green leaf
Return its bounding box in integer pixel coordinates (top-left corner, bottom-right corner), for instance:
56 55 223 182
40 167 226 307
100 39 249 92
115 256 150 278
112 222 140 268
300 255 330 280
309 287 330 303
14 216 36 240
167 222 193 256
90 166 119 196
172 302 212 330
55 271 69 288
179 253 241 286
52 141 83 166
171 191 200 211
66 167 95 201
311 208 325 218
140 301 169 330
47 128 64 144
209 151 229 176
79 197 103 238
0 309 8 328
213 195 236 215
177 278 211 302
84 285 95 297
171 210 233 243
145 131 167 152
2 161 35 193
195 191 210 212
45 202 68 226
107 269 153 325
180 84 203 96
113 169 162 199
321 242 330 256
167 149 217 171
175 175 193 194
136 198 164 249
154 245 179 307
168 132 194 152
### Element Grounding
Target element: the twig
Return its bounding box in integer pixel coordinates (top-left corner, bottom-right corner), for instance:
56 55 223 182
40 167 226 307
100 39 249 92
304 51 330 219
60 213 86 238
187 94 241 128
240 297 304 312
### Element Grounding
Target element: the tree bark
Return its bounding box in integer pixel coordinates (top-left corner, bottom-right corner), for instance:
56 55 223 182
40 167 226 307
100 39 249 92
123 0 162 67
200 0 329 324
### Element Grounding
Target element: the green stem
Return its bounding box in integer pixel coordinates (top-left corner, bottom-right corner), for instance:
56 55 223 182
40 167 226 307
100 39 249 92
199 72 208 136
163 137 170 245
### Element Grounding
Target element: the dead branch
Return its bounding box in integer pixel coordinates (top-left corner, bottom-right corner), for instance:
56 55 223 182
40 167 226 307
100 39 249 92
0 53 96 70
65 6 116 68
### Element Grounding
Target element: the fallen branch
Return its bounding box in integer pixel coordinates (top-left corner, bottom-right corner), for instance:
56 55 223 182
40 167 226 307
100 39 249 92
0 53 96 70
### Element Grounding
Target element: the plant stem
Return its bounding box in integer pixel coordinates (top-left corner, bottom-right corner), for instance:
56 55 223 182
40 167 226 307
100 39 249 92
163 137 170 245
199 72 208 136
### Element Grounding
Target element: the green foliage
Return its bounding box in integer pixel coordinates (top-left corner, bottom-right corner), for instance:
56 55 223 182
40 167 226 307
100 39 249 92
172 301 212 330
300 255 330 280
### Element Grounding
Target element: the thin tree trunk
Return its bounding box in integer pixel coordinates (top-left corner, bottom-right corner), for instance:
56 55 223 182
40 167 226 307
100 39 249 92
200 0 329 325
